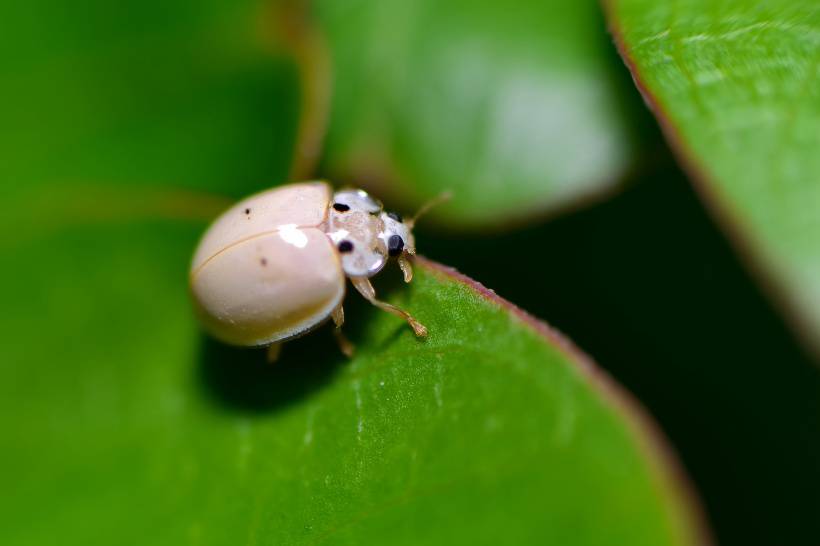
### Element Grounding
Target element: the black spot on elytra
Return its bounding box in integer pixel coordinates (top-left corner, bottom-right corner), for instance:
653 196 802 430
244 208 251 215
260 258 268 266
332 203 350 212
338 240 354 253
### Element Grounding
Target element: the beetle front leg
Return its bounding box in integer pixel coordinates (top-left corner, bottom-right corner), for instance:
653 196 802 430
350 277 427 337
397 254 413 283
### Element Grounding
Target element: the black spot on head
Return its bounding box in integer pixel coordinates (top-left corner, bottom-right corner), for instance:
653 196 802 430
388 234 404 257
338 240 354 253
387 211 403 223
333 203 350 212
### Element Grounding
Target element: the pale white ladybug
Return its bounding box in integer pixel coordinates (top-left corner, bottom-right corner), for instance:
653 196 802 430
190 181 437 360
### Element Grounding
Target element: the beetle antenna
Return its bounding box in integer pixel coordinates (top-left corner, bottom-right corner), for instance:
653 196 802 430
406 191 452 228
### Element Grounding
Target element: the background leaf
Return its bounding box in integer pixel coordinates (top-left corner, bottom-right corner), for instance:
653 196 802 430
0 0 301 202
604 0 820 355
313 0 654 228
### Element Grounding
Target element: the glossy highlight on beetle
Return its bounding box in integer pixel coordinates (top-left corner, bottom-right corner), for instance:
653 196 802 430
189 181 428 359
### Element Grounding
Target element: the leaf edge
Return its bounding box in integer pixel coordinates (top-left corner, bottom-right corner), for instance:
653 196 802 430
416 255 713 546
600 0 820 360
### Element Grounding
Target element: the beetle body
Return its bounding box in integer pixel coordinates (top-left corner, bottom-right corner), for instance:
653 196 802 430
190 181 424 355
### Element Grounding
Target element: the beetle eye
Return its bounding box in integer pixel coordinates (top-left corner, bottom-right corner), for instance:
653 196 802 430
333 203 350 212
386 211 403 223
338 240 354 253
387 235 404 256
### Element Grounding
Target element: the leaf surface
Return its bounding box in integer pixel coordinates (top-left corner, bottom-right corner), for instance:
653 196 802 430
1 209 704 545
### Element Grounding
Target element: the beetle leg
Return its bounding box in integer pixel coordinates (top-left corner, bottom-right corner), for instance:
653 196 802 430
350 277 428 337
331 304 344 326
331 305 355 357
266 342 282 363
397 254 413 283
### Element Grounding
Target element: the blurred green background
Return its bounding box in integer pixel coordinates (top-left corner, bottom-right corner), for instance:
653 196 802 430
2 0 819 545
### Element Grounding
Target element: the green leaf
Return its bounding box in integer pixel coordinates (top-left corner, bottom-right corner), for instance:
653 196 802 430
605 0 820 355
1 204 704 544
313 0 651 228
1 1 706 543
0 0 301 201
